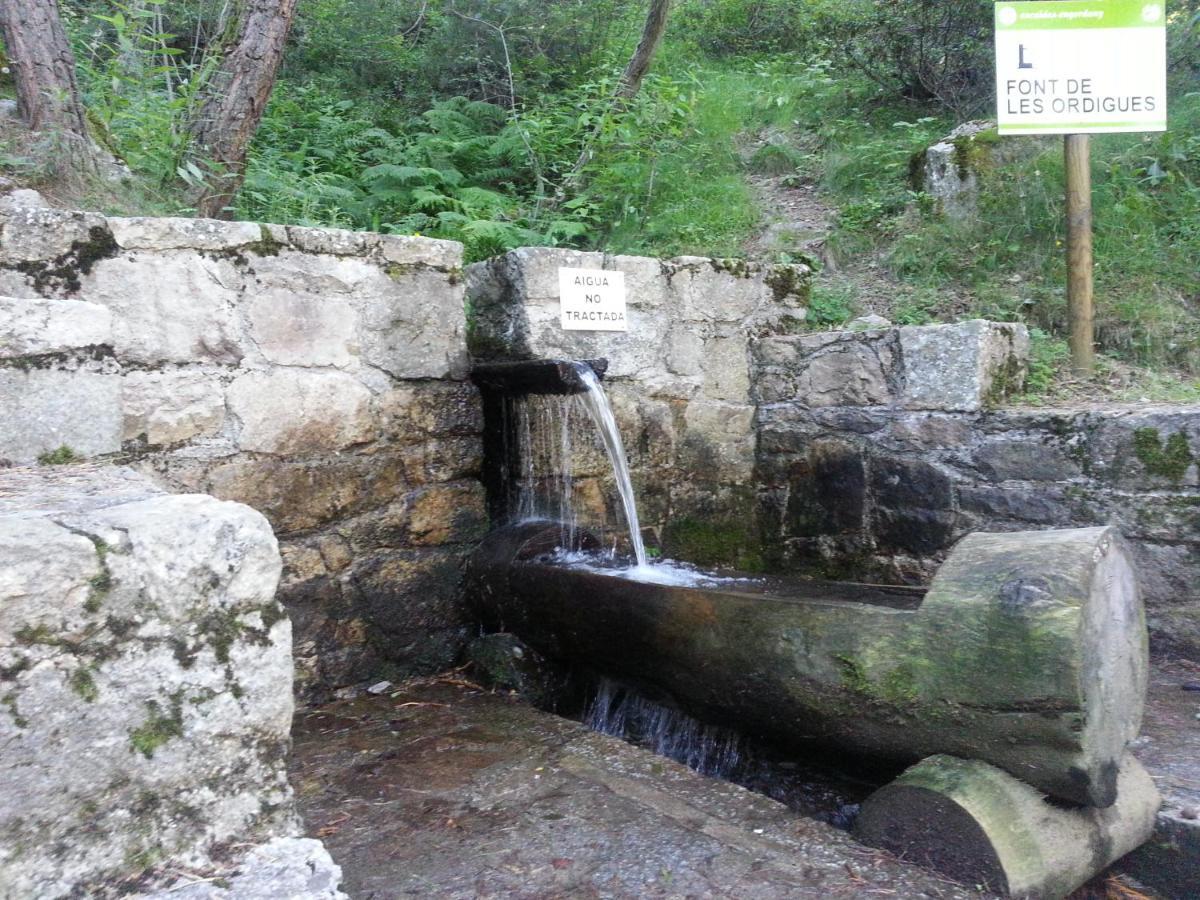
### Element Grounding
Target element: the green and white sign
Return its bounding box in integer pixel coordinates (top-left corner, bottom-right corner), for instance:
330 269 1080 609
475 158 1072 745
995 1 1167 134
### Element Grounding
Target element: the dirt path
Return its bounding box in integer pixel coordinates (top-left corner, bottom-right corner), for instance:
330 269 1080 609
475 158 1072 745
739 138 928 322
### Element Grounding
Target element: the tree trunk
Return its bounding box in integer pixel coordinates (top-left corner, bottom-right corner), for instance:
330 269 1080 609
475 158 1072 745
855 754 1160 898
0 0 93 168
569 0 672 180
616 0 672 100
468 523 1147 808
189 0 298 219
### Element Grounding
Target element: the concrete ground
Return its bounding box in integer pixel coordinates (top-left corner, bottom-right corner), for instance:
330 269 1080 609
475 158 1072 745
291 664 1199 899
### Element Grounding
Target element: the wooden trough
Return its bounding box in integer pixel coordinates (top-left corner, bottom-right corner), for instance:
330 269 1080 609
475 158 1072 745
467 520 1148 808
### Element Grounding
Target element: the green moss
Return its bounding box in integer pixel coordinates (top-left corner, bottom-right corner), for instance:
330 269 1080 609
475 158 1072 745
835 654 871 694
69 668 99 703
662 516 764 571
1133 428 1194 482
84 537 113 613
710 257 753 278
951 128 1000 181
765 264 812 303
1 691 28 728
37 445 78 466
128 693 184 758
15 624 65 647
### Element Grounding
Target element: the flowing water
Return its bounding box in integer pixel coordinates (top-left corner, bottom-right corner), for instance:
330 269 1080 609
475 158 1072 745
572 364 648 569
509 363 747 588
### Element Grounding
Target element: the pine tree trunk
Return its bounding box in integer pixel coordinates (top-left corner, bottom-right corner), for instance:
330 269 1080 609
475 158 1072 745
190 0 298 219
616 0 672 100
569 0 672 181
0 0 93 168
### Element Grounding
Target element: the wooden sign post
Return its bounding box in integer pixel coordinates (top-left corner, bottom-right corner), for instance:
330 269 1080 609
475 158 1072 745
1064 133 1094 373
994 1 1167 374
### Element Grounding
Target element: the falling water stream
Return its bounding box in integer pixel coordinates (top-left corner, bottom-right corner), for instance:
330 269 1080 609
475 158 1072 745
572 364 648 569
511 362 742 588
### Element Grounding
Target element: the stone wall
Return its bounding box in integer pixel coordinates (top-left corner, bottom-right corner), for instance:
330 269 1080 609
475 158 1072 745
755 324 1200 660
467 247 810 567
0 208 484 699
0 465 295 897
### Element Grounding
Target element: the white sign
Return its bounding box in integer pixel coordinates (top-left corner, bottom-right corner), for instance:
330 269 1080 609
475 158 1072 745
558 267 628 332
995 1 1167 135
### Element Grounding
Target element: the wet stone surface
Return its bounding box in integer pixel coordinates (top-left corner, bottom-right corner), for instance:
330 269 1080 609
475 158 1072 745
1119 659 1200 897
291 680 982 899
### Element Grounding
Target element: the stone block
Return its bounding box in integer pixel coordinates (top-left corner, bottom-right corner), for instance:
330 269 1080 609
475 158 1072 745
700 336 751 402
108 216 264 252
348 546 469 641
357 268 468 379
0 367 122 463
0 296 112 357
246 290 359 368
784 439 867 538
871 456 954 511
873 507 957 555
86 252 246 364
377 233 463 270
406 481 488 546
899 320 1028 412
913 122 996 221
1088 410 1199 489
0 207 112 269
971 438 1082 482
228 369 373 455
375 382 483 443
121 370 226 446
0 465 293 898
957 484 1075 527
203 452 407 536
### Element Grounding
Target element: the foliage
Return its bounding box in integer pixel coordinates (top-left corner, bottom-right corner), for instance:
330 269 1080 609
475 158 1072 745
806 282 856 329
672 0 822 57
813 0 995 118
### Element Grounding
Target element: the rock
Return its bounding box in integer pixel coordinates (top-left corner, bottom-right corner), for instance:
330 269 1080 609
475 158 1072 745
228 369 373 455
366 680 393 695
899 319 1029 412
0 296 112 357
121 370 226 446
108 216 264 252
0 188 48 211
755 332 897 407
845 314 892 332
0 465 294 899
138 838 347 900
913 121 997 220
0 367 123 463
86 252 246 364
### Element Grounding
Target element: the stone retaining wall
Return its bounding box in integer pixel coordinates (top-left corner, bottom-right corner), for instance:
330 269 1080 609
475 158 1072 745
0 208 484 699
755 324 1200 659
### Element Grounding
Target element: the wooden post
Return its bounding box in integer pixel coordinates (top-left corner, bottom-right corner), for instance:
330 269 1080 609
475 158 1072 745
1065 134 1095 374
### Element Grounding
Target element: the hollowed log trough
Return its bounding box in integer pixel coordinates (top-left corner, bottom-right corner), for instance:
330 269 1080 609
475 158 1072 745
468 521 1148 809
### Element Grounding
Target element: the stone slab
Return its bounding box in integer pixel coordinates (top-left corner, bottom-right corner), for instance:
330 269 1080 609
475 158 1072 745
291 681 983 899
